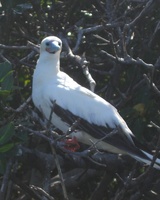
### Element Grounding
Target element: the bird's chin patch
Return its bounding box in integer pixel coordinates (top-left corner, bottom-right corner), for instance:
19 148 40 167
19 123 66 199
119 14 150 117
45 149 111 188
49 51 56 54
46 48 56 54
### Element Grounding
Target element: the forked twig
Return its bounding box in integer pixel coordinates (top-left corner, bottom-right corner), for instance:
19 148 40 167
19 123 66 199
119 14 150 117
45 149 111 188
49 143 69 200
47 103 69 200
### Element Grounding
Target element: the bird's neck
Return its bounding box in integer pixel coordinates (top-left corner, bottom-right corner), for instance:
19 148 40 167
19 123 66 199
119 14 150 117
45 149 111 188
37 53 60 75
33 53 60 88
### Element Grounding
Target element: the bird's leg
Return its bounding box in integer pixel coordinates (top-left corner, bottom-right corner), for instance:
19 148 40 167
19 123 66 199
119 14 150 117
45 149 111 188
63 136 80 152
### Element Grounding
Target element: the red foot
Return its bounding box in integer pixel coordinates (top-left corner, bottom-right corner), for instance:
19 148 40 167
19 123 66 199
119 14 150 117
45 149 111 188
64 137 80 152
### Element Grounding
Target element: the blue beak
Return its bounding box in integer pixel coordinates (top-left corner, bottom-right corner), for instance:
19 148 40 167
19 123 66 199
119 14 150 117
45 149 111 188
46 41 61 54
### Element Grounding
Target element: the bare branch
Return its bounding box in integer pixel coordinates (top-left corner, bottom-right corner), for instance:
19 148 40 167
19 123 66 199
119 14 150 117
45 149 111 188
0 41 39 53
100 50 154 69
124 0 156 30
0 158 14 200
143 74 160 97
49 144 69 200
62 37 96 92
5 96 32 113
30 185 55 200
0 44 30 50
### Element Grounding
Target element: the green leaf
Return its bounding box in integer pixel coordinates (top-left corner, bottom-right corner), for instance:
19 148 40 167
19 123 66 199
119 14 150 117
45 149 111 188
0 62 12 79
0 123 15 145
0 90 11 96
0 62 14 91
0 143 15 153
0 159 7 174
0 70 13 83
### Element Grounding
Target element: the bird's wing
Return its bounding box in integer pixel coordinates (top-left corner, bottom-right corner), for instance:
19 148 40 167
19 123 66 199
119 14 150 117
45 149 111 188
53 102 151 160
42 71 134 144
50 71 121 127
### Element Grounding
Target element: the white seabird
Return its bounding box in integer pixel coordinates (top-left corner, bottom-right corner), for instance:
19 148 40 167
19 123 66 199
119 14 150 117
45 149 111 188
32 36 160 169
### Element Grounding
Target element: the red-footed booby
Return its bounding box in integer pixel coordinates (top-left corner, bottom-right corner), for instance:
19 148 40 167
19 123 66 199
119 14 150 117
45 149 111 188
32 36 160 169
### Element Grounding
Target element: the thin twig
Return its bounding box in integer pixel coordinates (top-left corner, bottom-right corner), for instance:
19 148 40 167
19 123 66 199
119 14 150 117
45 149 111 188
56 118 81 141
47 100 56 128
5 96 32 113
0 158 14 200
143 74 160 97
45 105 69 200
124 0 155 30
89 129 118 150
30 185 55 200
100 50 154 69
62 37 96 92
49 143 69 200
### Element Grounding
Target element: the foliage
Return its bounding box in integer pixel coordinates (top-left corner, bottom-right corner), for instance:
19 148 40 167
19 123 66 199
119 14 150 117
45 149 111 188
0 0 160 200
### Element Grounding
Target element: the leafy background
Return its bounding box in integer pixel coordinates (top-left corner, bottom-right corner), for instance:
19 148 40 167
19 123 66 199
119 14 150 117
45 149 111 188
0 0 160 200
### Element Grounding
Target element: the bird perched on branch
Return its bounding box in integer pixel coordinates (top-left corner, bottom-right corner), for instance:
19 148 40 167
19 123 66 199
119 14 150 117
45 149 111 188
32 36 160 169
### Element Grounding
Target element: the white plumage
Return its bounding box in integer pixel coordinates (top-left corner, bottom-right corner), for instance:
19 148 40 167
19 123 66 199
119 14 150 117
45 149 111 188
32 36 160 169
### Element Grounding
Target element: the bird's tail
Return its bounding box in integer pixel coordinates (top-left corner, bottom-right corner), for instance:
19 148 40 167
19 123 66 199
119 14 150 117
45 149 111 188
130 150 160 170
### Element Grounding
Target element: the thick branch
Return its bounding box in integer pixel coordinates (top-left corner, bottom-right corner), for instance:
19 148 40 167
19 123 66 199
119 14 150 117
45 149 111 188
100 50 154 69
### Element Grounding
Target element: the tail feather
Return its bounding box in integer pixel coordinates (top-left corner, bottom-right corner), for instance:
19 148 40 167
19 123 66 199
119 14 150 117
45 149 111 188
130 150 160 170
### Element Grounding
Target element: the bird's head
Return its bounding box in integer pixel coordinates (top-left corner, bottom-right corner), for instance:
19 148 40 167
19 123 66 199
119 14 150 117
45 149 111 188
40 36 62 55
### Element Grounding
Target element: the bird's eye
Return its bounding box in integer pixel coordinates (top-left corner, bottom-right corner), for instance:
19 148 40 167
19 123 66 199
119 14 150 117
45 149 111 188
58 42 61 46
46 42 50 46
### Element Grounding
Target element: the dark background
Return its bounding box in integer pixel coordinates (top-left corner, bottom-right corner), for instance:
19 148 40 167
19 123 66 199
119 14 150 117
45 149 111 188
0 1 160 199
